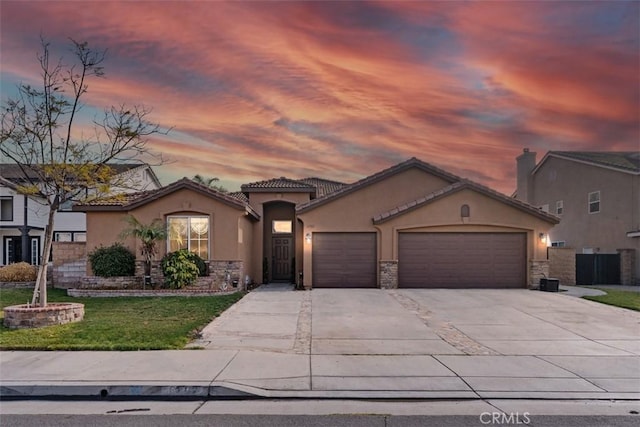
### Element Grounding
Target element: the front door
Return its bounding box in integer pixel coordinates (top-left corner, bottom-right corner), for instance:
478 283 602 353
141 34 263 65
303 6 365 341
4 237 21 265
272 236 293 281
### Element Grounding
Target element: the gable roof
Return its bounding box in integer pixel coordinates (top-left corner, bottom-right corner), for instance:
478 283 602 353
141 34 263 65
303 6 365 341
373 179 560 225
75 178 259 220
296 157 460 213
533 151 640 175
0 162 161 187
241 177 316 193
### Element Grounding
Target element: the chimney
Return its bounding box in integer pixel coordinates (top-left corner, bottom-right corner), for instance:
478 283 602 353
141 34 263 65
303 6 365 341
516 148 536 203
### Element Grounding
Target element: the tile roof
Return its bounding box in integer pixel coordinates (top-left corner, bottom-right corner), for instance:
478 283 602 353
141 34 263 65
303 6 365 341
373 179 560 225
296 157 460 213
75 178 260 220
298 177 347 198
228 191 249 204
241 177 316 192
544 151 640 174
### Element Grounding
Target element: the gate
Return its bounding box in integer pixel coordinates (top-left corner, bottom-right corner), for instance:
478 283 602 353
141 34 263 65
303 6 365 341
576 254 620 285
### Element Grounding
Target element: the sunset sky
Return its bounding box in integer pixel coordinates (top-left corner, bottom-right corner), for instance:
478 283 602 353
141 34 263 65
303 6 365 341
1 1 638 194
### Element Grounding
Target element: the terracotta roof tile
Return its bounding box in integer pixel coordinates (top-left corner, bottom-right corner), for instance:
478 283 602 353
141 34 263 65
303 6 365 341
297 157 460 213
299 177 347 197
76 178 260 220
241 177 316 192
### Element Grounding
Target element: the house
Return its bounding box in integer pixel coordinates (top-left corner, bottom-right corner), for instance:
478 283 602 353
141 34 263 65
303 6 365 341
0 163 161 265
77 157 558 289
515 149 640 285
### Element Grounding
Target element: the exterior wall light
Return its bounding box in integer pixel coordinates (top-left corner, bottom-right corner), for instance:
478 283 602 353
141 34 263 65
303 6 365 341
305 233 312 244
539 232 547 244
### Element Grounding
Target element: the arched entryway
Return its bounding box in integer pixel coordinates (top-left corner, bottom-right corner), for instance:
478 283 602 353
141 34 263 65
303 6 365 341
263 201 296 282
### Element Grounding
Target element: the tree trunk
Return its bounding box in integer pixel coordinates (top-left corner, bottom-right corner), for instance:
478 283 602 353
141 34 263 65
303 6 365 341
31 207 56 307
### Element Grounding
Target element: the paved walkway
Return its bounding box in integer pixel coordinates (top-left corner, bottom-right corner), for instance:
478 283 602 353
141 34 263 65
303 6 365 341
2 285 638 401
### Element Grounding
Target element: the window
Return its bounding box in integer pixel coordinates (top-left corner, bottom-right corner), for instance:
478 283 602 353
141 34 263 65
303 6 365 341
167 216 209 259
551 241 566 248
460 204 470 218
272 220 292 234
74 233 86 242
588 191 600 214
58 200 74 211
1 197 13 221
31 238 40 265
54 232 73 242
556 200 563 215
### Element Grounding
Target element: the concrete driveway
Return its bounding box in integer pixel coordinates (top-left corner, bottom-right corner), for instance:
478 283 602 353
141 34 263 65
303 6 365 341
3 285 638 401
189 285 640 399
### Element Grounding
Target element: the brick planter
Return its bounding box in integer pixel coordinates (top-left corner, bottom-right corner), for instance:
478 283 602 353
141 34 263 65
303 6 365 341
3 303 84 329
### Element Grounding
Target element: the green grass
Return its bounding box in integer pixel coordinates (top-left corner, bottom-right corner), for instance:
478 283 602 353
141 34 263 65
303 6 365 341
583 288 640 311
0 288 243 350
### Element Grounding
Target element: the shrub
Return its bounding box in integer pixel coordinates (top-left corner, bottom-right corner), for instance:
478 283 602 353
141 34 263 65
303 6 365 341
89 243 136 277
0 262 37 282
161 249 200 288
185 251 207 276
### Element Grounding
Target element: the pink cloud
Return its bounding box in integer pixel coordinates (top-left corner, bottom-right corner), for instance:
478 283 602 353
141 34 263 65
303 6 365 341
1 1 637 195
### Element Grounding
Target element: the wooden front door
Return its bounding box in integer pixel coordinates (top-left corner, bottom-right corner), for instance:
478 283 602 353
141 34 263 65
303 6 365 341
272 236 293 281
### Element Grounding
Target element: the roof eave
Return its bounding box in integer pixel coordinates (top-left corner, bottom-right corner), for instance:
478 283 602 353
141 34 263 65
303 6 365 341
533 152 640 176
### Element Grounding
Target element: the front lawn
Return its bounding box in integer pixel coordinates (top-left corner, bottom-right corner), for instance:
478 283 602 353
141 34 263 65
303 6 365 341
583 288 640 312
0 288 243 350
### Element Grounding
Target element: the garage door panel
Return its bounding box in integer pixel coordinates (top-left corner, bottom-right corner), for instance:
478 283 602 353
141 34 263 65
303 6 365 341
313 233 376 288
399 232 526 288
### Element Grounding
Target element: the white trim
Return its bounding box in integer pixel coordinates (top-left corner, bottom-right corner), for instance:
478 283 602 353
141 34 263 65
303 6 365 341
167 215 210 259
627 231 640 238
588 191 600 214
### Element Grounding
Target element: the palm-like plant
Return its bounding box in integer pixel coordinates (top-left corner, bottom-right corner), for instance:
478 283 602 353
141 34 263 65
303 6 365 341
120 215 167 288
192 174 227 192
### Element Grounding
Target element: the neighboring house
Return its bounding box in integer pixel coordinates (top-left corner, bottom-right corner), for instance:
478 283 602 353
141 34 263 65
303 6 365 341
0 176 47 266
515 149 640 285
0 163 161 265
78 158 558 289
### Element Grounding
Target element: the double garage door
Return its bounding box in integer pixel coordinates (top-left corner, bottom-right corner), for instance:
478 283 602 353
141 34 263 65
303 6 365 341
398 232 526 288
311 231 526 288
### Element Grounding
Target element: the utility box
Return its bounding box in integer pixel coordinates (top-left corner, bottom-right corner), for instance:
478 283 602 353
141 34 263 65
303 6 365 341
540 278 560 292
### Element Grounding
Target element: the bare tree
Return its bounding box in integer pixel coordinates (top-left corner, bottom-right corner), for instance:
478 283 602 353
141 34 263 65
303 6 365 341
0 38 167 307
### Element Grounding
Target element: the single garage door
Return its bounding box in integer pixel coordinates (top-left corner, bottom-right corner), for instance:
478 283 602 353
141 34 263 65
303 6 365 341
312 232 376 288
398 232 526 288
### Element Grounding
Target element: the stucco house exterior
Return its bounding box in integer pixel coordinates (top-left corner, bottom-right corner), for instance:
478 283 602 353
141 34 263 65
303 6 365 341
0 163 161 266
78 158 558 289
515 149 639 285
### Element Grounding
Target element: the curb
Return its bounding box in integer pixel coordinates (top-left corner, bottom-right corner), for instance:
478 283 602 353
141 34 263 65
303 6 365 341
2 382 638 401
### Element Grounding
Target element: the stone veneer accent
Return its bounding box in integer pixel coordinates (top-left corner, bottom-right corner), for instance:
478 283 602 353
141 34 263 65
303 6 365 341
80 276 143 289
548 247 576 286
3 303 84 329
529 259 549 288
379 260 398 289
209 260 245 291
52 242 87 289
618 248 637 286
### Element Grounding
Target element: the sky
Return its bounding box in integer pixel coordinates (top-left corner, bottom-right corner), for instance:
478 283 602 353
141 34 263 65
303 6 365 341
1 1 638 195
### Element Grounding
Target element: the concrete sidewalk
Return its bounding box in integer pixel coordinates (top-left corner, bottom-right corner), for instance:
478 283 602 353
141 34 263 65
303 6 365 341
1 287 639 401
